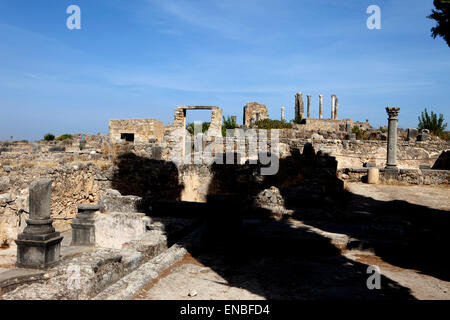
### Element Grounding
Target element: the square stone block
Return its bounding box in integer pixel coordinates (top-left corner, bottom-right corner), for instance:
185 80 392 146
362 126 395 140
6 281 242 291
15 236 63 269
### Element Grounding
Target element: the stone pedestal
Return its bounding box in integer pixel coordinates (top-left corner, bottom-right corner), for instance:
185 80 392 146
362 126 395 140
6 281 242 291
71 204 99 246
15 179 63 269
385 107 400 170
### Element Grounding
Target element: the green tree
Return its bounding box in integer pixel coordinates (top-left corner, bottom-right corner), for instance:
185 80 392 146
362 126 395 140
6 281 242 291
418 108 447 137
44 133 55 141
222 115 237 136
428 0 450 47
186 122 210 135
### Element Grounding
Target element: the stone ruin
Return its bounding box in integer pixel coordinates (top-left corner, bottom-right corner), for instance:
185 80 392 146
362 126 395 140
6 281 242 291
243 102 269 127
0 94 449 300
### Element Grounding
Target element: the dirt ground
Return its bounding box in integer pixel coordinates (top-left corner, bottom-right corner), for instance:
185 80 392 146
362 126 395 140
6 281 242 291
136 183 450 300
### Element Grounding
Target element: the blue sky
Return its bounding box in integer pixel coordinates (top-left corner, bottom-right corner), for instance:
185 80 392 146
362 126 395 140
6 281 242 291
0 0 448 140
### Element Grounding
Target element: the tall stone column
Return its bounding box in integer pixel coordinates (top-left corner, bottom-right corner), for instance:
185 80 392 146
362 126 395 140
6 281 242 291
295 92 305 120
331 95 335 119
306 95 311 118
334 96 339 119
319 95 323 119
385 107 400 170
281 107 285 121
15 179 63 269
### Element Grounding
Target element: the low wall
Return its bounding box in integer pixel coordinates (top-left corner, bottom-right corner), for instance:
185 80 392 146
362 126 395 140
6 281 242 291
338 167 450 185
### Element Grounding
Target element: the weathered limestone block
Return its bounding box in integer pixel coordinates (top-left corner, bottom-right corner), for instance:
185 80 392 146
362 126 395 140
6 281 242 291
94 212 151 249
99 189 142 213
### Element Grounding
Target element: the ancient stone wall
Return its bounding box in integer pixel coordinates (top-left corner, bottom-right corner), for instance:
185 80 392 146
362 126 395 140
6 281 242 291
109 119 164 144
338 167 450 185
0 142 113 247
282 138 450 169
243 102 269 127
300 119 353 132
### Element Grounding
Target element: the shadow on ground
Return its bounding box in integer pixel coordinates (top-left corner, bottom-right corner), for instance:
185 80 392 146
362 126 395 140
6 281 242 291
110 145 449 299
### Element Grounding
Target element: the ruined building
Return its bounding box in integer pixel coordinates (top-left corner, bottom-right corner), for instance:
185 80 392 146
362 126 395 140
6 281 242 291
243 102 269 127
109 118 164 144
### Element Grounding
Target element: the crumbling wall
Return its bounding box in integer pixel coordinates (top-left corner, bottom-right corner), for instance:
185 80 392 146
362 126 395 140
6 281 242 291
283 138 450 169
243 102 269 127
300 119 353 132
0 143 113 247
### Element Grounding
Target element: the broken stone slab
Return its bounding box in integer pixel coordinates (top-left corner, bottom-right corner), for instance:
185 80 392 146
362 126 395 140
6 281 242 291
99 189 143 213
94 212 152 249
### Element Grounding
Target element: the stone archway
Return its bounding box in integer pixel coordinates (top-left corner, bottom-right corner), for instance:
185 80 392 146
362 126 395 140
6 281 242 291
173 106 222 137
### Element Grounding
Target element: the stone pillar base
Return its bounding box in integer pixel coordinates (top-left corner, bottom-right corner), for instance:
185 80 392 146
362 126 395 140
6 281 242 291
71 222 95 246
384 167 399 180
15 236 63 269
71 204 99 247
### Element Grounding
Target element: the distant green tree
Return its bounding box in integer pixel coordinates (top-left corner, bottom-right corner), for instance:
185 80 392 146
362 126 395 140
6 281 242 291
44 133 55 141
418 108 447 137
428 0 450 47
186 122 210 135
222 116 237 136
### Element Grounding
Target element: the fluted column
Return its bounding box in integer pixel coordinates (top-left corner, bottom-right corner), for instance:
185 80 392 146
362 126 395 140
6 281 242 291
281 107 285 121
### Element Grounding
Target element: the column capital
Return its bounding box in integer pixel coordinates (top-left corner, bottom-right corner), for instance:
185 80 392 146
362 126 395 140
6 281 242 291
386 107 400 119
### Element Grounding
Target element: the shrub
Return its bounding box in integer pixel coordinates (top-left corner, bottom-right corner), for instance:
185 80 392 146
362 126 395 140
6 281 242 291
252 119 292 130
292 116 303 124
56 134 73 141
418 108 447 138
44 133 55 141
352 126 369 140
